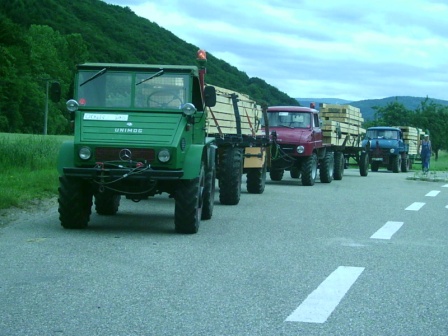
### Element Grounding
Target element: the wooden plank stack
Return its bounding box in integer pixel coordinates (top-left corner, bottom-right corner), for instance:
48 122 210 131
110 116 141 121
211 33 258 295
393 126 422 156
205 85 262 137
319 103 366 146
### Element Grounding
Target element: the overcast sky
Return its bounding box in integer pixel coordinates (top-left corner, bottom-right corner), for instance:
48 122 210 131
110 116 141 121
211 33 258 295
104 0 448 101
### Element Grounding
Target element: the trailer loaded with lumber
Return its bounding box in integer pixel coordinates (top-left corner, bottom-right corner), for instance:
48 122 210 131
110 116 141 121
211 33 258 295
205 85 269 204
320 103 369 178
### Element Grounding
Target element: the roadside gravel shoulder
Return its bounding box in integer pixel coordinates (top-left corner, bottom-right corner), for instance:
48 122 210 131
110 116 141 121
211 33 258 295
0 197 58 228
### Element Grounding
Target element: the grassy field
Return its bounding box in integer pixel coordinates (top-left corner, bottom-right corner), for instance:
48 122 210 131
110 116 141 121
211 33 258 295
0 133 447 211
0 133 72 210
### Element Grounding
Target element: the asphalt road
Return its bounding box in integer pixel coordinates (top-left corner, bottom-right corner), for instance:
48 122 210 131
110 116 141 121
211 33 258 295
1 168 447 336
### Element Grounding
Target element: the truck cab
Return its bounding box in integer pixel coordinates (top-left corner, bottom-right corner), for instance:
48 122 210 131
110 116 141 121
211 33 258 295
261 105 334 186
362 126 409 172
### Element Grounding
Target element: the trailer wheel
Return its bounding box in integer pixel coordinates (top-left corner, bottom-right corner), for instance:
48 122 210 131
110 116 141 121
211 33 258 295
94 191 120 215
218 147 243 205
175 163 204 234
201 166 216 220
320 152 334 183
247 163 266 194
302 153 318 186
359 152 369 176
333 152 345 180
269 169 284 181
401 156 410 172
371 161 380 172
392 155 401 173
290 167 300 178
58 176 92 229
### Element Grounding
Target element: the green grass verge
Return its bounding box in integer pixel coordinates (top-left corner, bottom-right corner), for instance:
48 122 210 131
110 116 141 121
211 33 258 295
0 133 72 210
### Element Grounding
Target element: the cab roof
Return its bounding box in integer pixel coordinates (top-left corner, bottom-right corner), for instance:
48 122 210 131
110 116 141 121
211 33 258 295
77 63 199 75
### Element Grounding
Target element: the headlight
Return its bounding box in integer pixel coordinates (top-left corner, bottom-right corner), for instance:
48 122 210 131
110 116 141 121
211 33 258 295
158 149 171 163
181 103 197 116
390 148 395 153
296 146 305 154
66 99 79 112
79 146 92 160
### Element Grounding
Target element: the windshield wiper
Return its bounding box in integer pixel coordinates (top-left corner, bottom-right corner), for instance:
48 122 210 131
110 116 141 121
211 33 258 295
136 69 164 86
80 68 107 87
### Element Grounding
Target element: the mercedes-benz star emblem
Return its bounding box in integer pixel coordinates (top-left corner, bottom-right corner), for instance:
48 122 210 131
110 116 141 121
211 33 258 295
119 148 132 161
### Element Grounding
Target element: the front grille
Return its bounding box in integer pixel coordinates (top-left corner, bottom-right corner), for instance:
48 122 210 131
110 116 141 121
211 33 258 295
95 147 155 162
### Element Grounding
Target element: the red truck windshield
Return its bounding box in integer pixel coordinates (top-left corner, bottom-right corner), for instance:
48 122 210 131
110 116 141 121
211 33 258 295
264 112 311 128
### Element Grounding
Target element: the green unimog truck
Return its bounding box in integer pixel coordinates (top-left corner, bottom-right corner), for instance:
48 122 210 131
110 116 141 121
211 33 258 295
57 51 218 234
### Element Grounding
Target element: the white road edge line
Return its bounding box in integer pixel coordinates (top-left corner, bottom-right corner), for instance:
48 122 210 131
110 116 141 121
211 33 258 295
370 221 404 239
285 266 365 323
425 190 440 197
405 202 425 211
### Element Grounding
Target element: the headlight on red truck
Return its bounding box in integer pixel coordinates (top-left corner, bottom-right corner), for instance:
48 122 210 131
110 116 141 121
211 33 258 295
296 146 305 154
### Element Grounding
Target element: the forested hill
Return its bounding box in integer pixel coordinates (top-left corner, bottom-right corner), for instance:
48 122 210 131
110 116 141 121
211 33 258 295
0 0 298 134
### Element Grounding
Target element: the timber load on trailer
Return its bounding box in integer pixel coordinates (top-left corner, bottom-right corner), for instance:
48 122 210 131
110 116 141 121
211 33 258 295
205 85 269 205
320 103 369 176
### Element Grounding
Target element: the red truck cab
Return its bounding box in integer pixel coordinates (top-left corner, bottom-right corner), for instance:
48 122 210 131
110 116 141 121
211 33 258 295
261 105 334 186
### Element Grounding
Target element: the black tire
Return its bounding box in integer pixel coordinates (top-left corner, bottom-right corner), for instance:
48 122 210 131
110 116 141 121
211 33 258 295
301 153 318 186
175 163 204 234
247 164 267 194
319 152 334 183
359 152 369 177
58 176 92 229
392 155 401 173
290 167 300 178
371 161 380 172
269 169 284 181
201 166 216 220
218 147 243 205
401 156 410 172
94 192 120 215
333 152 344 180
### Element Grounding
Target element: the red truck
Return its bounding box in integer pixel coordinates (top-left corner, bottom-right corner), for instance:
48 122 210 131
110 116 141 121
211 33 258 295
262 105 369 186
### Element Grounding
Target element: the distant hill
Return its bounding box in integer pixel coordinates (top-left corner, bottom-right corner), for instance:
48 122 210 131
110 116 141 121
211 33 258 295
296 96 448 121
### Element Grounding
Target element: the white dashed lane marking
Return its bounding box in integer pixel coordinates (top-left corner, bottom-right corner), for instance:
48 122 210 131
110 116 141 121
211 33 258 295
405 202 425 211
425 190 440 197
442 184 448 188
370 221 404 239
285 266 365 323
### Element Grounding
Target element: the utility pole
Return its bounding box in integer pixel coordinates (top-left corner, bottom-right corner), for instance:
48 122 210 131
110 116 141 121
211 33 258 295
41 78 61 135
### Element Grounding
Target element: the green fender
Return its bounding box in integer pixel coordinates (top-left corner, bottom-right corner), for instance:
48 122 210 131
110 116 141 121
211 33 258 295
182 144 206 179
57 140 75 176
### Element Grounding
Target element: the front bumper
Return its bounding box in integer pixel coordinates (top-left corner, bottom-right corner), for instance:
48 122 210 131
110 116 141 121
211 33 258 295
63 167 184 180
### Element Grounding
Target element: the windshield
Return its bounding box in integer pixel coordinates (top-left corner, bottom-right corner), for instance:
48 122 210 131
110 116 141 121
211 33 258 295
366 129 399 140
262 112 311 128
77 70 189 109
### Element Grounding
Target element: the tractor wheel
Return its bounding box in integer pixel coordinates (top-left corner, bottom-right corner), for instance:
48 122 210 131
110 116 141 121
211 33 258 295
201 166 216 220
392 155 401 173
290 167 300 178
359 152 369 176
94 191 120 215
175 162 204 234
333 152 345 180
269 169 284 181
319 152 334 183
401 156 410 172
371 161 380 172
218 147 243 205
58 176 92 229
247 164 266 194
301 153 318 186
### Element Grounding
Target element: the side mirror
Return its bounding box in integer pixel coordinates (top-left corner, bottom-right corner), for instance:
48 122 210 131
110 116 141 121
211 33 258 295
204 85 216 107
50 81 61 103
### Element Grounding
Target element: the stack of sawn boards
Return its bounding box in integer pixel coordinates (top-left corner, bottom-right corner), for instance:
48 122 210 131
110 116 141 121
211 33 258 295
205 85 262 137
393 126 424 156
320 103 366 146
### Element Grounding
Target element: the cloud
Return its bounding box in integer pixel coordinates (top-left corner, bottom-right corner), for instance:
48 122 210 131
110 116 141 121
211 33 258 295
104 0 448 101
